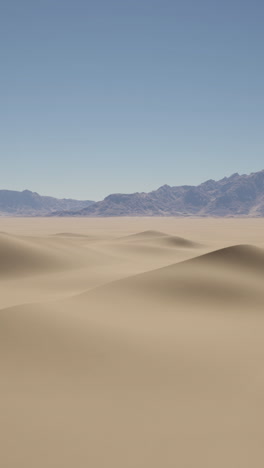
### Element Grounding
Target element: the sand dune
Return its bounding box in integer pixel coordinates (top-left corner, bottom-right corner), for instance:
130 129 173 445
1 218 264 468
71 244 264 319
189 243 264 271
157 234 199 248
99 230 200 264
120 229 199 247
53 231 93 237
121 229 169 239
0 232 75 276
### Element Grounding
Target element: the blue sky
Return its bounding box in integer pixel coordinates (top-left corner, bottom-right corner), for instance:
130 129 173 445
1 0 264 200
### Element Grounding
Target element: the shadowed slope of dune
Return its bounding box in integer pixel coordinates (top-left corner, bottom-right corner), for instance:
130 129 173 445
52 232 93 237
187 244 264 272
121 230 169 239
73 244 264 312
0 233 96 277
102 230 200 261
120 230 199 248
0 228 202 310
0 234 71 276
153 234 200 248
1 231 124 272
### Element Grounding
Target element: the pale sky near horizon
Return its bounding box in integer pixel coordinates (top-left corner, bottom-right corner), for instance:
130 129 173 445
1 0 264 201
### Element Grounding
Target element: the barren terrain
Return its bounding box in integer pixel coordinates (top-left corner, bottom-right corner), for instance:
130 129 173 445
1 217 264 467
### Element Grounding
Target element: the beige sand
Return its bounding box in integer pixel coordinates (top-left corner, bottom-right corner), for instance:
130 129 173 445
1 217 264 467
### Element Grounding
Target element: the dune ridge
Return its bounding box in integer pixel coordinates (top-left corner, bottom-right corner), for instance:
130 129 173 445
70 244 264 316
120 229 199 247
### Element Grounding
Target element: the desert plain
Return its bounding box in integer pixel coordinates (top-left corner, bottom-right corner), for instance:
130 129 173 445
1 217 264 467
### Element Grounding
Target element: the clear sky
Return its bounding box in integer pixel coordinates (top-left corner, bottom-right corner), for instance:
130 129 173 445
1 0 264 200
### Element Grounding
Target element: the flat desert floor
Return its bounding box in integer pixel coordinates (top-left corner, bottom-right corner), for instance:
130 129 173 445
1 217 264 468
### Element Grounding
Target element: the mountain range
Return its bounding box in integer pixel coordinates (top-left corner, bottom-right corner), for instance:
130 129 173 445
1 170 264 217
51 169 264 217
0 190 94 216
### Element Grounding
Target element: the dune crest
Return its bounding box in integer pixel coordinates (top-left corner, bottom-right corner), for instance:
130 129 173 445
186 244 264 272
122 230 169 239
119 229 199 248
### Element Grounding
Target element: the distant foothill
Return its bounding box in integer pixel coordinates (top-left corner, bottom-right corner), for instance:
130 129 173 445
1 170 264 217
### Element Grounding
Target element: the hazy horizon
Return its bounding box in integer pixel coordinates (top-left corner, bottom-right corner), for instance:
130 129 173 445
1 167 264 202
